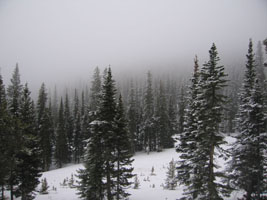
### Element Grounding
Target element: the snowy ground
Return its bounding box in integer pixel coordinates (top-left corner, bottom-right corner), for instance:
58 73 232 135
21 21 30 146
9 136 241 200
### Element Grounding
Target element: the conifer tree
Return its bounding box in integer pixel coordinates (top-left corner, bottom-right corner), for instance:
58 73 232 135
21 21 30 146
7 64 23 200
37 83 53 171
98 67 117 200
142 71 154 152
90 66 102 111
155 81 173 149
0 73 11 200
64 92 73 161
255 41 265 87
77 120 105 200
127 80 138 153
55 98 69 168
165 159 177 190
178 86 186 134
228 39 267 199
17 83 42 200
176 56 202 198
114 95 134 200
73 89 83 163
195 43 229 199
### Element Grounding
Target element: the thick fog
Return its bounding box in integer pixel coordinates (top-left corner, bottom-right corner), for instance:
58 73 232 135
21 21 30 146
0 0 266 94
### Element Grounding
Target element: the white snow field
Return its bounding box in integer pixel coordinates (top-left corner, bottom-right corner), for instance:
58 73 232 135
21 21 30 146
11 136 241 200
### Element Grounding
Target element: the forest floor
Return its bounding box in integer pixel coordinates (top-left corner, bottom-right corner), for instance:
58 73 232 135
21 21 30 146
8 136 242 200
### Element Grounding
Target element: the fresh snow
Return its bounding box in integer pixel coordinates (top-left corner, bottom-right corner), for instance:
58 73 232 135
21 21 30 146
9 136 241 200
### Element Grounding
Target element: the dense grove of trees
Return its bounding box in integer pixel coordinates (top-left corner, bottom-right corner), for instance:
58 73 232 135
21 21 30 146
0 39 266 199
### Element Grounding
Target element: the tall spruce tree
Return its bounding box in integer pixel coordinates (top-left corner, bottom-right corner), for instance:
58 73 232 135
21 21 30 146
17 83 42 200
176 56 202 199
228 39 267 199
37 83 53 171
64 92 73 162
127 80 138 153
155 80 173 149
142 71 155 152
55 98 69 168
0 73 11 200
77 120 105 200
78 68 134 200
7 64 23 200
98 67 117 200
73 89 83 163
114 95 134 200
195 43 229 199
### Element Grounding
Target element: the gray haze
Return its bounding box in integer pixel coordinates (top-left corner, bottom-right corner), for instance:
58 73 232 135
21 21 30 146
0 0 266 94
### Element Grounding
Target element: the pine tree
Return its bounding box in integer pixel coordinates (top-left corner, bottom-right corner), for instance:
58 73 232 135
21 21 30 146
154 80 173 149
7 64 23 200
37 83 53 171
55 98 69 168
113 95 134 200
17 83 42 200
142 71 155 152
90 66 102 112
194 43 229 199
78 68 134 200
228 39 267 199
73 89 83 163
178 86 186 134
76 118 105 200
127 80 137 153
0 72 11 200
64 92 73 161
98 67 117 200
176 56 202 199
255 41 265 87
165 159 177 190
39 178 49 194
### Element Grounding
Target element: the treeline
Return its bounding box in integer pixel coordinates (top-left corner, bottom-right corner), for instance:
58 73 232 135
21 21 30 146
176 40 267 200
0 39 266 200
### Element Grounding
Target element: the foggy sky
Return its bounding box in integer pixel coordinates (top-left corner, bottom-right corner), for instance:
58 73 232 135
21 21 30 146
0 0 266 93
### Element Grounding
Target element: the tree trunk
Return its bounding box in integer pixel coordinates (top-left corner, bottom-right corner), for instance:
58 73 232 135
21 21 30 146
116 159 120 200
1 185 4 200
10 184 13 200
209 142 215 198
106 161 112 200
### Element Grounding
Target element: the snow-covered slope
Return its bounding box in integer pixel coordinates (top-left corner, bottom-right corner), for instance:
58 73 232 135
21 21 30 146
18 136 241 200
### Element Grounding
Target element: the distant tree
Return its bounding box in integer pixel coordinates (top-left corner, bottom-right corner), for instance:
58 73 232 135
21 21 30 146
39 178 49 194
255 41 266 87
55 98 69 168
64 92 73 162
177 86 186 134
127 80 138 153
165 159 177 190
90 66 102 111
133 175 140 189
155 80 173 149
17 84 42 200
37 83 53 171
73 89 83 163
228 39 267 199
142 71 155 152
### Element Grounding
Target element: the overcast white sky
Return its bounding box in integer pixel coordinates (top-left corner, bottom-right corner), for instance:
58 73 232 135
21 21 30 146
0 0 266 92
